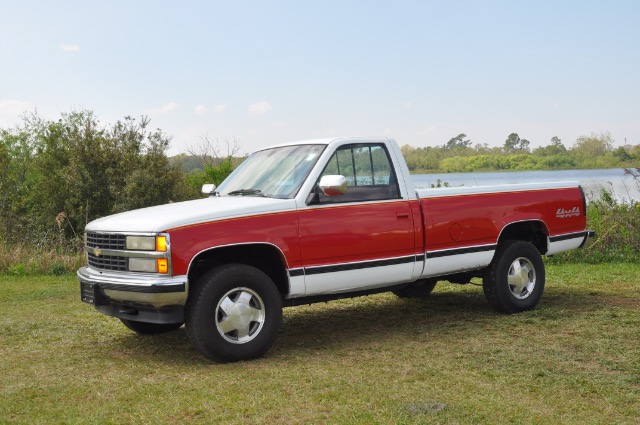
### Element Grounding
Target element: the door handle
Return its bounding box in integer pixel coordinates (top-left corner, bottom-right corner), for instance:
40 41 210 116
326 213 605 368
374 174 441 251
396 212 410 220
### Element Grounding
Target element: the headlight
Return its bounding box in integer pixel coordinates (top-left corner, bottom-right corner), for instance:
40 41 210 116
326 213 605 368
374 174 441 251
128 258 169 274
126 236 156 250
129 258 157 273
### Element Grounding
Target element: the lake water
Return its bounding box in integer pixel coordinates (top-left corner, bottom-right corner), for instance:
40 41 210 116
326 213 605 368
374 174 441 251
412 168 640 202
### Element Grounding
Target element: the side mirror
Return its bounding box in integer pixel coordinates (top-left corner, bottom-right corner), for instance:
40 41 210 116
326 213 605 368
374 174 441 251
201 184 217 196
319 175 347 197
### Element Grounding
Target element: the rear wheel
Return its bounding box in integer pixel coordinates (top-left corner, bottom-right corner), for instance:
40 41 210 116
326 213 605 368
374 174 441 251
186 264 282 362
392 279 437 298
483 240 545 313
120 319 183 335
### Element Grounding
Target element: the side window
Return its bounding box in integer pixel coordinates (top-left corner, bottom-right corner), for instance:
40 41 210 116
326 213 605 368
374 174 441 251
315 144 400 204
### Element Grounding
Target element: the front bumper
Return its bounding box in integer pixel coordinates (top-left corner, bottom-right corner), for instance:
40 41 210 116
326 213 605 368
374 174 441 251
77 267 188 323
77 267 188 309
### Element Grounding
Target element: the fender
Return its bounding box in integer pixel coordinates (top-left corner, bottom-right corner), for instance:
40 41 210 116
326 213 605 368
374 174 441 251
185 241 297 297
496 218 550 254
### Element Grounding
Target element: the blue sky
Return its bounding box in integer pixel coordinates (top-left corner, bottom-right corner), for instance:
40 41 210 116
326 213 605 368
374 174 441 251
1 1 638 155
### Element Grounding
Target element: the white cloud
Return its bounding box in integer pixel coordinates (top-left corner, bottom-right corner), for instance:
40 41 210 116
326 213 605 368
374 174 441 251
0 99 32 113
402 101 413 110
0 99 33 126
59 43 80 52
214 103 227 113
144 102 180 116
194 105 207 115
248 100 271 116
384 127 392 135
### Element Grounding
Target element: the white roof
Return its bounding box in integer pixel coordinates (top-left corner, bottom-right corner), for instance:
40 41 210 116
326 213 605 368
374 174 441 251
256 136 390 152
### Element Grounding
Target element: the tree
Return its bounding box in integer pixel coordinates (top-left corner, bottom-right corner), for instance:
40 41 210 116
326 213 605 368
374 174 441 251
445 133 472 150
0 125 41 243
533 136 567 156
187 136 243 171
20 110 189 242
613 146 632 162
572 132 613 157
504 133 530 153
185 137 246 195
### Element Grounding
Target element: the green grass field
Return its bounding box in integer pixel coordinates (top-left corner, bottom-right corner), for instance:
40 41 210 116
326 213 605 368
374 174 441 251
1 263 639 424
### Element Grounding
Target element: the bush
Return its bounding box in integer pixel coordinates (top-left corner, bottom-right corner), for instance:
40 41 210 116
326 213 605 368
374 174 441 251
0 111 191 246
549 189 640 263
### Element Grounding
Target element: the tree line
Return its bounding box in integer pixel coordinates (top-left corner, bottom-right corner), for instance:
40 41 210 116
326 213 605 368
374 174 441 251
402 132 639 173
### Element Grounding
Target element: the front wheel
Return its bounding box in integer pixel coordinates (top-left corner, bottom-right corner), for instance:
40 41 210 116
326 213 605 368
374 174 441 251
186 264 282 362
483 240 545 314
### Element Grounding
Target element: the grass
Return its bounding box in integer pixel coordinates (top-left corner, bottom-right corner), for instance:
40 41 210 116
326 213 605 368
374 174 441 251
1 263 639 424
0 243 84 276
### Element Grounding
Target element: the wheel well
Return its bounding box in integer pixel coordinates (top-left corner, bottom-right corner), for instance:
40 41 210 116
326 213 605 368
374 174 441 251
187 244 289 296
498 221 548 254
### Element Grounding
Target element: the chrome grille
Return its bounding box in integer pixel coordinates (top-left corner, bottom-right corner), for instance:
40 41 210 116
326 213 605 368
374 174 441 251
86 232 126 250
88 253 128 271
86 232 128 271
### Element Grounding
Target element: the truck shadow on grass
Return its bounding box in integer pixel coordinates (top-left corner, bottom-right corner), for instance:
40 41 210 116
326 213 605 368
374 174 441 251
109 284 629 364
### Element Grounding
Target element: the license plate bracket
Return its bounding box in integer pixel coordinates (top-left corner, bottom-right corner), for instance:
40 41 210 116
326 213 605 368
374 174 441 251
80 281 109 305
80 281 95 304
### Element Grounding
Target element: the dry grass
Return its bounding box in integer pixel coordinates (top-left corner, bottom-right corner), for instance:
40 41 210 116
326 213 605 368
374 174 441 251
1 263 639 424
0 243 84 275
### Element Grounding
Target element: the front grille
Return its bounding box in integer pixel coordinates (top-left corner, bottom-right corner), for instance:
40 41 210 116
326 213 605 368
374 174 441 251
88 253 128 271
86 232 126 250
85 232 128 271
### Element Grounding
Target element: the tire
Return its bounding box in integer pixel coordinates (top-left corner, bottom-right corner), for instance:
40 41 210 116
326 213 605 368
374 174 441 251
483 240 545 314
392 279 437 298
120 319 183 335
186 264 282 362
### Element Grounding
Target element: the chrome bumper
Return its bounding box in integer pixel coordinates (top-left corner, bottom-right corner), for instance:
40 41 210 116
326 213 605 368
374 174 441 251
77 267 188 308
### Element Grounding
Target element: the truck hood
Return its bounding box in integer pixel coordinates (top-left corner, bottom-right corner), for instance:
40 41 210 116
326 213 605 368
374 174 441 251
85 196 297 233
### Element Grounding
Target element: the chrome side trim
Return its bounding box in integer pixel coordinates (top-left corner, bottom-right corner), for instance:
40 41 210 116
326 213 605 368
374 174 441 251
549 230 590 243
426 244 496 259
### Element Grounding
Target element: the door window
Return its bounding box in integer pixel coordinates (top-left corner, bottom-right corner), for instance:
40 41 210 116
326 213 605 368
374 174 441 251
315 144 399 204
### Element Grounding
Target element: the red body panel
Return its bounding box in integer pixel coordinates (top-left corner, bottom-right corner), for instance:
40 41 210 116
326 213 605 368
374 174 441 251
422 187 586 252
297 201 416 267
167 212 301 276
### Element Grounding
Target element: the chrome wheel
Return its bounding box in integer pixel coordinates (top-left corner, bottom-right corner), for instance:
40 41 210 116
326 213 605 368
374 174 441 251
215 287 265 344
507 257 536 299
483 240 545 313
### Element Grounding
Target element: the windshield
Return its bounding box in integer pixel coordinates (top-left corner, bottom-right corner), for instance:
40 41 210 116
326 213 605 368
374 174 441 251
216 144 326 198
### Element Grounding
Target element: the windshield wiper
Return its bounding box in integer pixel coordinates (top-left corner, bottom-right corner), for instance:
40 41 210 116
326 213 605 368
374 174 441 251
227 189 265 197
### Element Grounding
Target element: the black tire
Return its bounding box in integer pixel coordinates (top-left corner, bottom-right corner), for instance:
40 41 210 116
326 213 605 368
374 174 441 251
483 240 545 314
392 279 437 298
120 319 183 335
186 264 282 362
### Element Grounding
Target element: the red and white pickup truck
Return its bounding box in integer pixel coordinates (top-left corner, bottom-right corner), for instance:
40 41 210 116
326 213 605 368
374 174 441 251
78 137 593 362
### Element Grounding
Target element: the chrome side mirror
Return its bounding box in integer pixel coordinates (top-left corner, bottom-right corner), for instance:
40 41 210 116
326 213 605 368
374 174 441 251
201 184 217 196
319 175 347 197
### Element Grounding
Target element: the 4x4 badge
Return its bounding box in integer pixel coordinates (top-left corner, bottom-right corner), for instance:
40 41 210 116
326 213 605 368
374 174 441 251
556 207 580 218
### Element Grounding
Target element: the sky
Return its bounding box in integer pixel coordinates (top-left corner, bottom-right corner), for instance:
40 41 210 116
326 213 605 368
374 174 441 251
1 0 639 155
